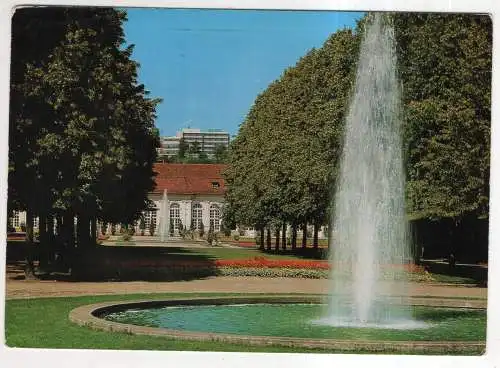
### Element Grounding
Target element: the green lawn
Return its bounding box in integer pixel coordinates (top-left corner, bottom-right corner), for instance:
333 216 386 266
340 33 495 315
5 293 484 355
181 247 301 260
105 244 307 261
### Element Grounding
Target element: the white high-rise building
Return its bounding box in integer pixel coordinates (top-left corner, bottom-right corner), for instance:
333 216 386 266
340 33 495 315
158 128 230 158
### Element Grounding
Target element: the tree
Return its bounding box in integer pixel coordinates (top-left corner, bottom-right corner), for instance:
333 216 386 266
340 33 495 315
223 28 359 254
178 138 188 159
214 144 229 163
9 7 161 275
394 14 491 261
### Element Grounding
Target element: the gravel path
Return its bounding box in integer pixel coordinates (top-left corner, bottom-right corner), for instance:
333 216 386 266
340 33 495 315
5 275 487 300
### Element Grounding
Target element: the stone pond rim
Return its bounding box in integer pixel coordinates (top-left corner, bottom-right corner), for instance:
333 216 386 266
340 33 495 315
68 295 486 354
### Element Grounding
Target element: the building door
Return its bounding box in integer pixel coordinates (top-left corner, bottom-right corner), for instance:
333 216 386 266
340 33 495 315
169 203 181 234
191 203 203 230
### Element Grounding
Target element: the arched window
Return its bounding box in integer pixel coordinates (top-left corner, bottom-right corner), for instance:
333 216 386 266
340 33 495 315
191 203 203 230
170 203 181 231
209 204 221 232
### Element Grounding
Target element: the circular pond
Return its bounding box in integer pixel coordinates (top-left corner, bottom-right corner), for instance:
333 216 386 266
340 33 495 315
101 302 484 341
69 296 486 353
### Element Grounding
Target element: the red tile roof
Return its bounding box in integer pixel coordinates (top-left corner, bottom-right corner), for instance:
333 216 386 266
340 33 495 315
152 163 228 195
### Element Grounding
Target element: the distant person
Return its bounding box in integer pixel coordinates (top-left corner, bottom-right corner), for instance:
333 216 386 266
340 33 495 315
449 253 456 269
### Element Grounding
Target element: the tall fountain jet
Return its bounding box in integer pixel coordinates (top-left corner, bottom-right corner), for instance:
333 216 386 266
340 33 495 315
325 14 416 328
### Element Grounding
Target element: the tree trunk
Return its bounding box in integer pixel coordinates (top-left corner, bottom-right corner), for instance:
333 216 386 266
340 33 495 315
62 211 75 272
62 211 75 249
302 222 307 249
275 229 280 252
76 214 91 248
90 217 97 245
266 228 272 251
259 226 265 250
48 216 56 248
313 222 319 249
281 222 287 250
24 210 36 280
38 213 48 269
291 224 297 250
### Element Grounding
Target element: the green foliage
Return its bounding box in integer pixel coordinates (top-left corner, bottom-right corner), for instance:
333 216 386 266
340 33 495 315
225 12 491 254
207 223 216 245
199 221 205 238
224 28 359 233
393 14 491 221
9 8 161 260
139 218 146 235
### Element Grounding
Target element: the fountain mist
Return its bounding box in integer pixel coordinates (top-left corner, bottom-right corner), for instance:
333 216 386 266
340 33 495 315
323 14 418 328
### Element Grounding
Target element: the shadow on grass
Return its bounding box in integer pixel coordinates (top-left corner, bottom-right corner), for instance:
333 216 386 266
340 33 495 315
6 242 219 282
257 247 328 260
420 260 487 287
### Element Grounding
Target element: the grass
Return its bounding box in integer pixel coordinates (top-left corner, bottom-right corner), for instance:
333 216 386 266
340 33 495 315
5 293 484 355
8 240 485 285
104 244 302 261
428 273 478 285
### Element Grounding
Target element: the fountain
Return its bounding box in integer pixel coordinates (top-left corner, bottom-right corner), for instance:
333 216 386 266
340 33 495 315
321 13 417 328
69 13 487 354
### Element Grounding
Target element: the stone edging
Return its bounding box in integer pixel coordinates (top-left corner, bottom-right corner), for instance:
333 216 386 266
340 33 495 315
69 295 486 354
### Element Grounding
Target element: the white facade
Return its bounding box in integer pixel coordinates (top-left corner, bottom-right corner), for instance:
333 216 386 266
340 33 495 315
158 136 181 158
149 193 224 236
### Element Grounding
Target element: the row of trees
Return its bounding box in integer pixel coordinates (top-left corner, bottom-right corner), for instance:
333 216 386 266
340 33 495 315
223 13 492 260
8 8 161 276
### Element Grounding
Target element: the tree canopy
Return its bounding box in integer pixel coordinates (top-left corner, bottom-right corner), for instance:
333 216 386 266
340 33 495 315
9 8 160 266
224 13 491 257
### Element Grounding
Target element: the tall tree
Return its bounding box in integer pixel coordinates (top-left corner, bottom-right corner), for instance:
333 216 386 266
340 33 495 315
9 7 161 274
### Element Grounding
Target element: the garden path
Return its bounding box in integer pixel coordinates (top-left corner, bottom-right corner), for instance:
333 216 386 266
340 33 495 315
5 273 487 300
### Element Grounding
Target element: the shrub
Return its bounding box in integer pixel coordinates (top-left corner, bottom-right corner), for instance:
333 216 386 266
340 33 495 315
127 225 135 236
139 218 146 236
101 222 108 235
121 233 132 242
207 224 215 245
169 219 174 236
20 222 26 232
149 221 156 236
221 221 231 237
111 224 116 235
199 222 205 238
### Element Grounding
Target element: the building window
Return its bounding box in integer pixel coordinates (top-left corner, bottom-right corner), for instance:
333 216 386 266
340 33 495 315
33 216 39 230
144 210 157 229
12 211 20 228
170 203 181 231
212 181 220 189
191 203 203 230
209 204 221 232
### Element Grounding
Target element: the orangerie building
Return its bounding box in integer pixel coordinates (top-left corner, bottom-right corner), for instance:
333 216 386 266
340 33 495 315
9 163 328 239
8 163 229 237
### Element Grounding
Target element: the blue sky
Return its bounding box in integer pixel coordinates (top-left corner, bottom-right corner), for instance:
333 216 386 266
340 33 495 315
123 9 364 137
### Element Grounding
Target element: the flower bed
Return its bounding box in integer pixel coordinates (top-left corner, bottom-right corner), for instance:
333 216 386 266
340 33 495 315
80 254 429 281
215 257 329 270
217 267 328 279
